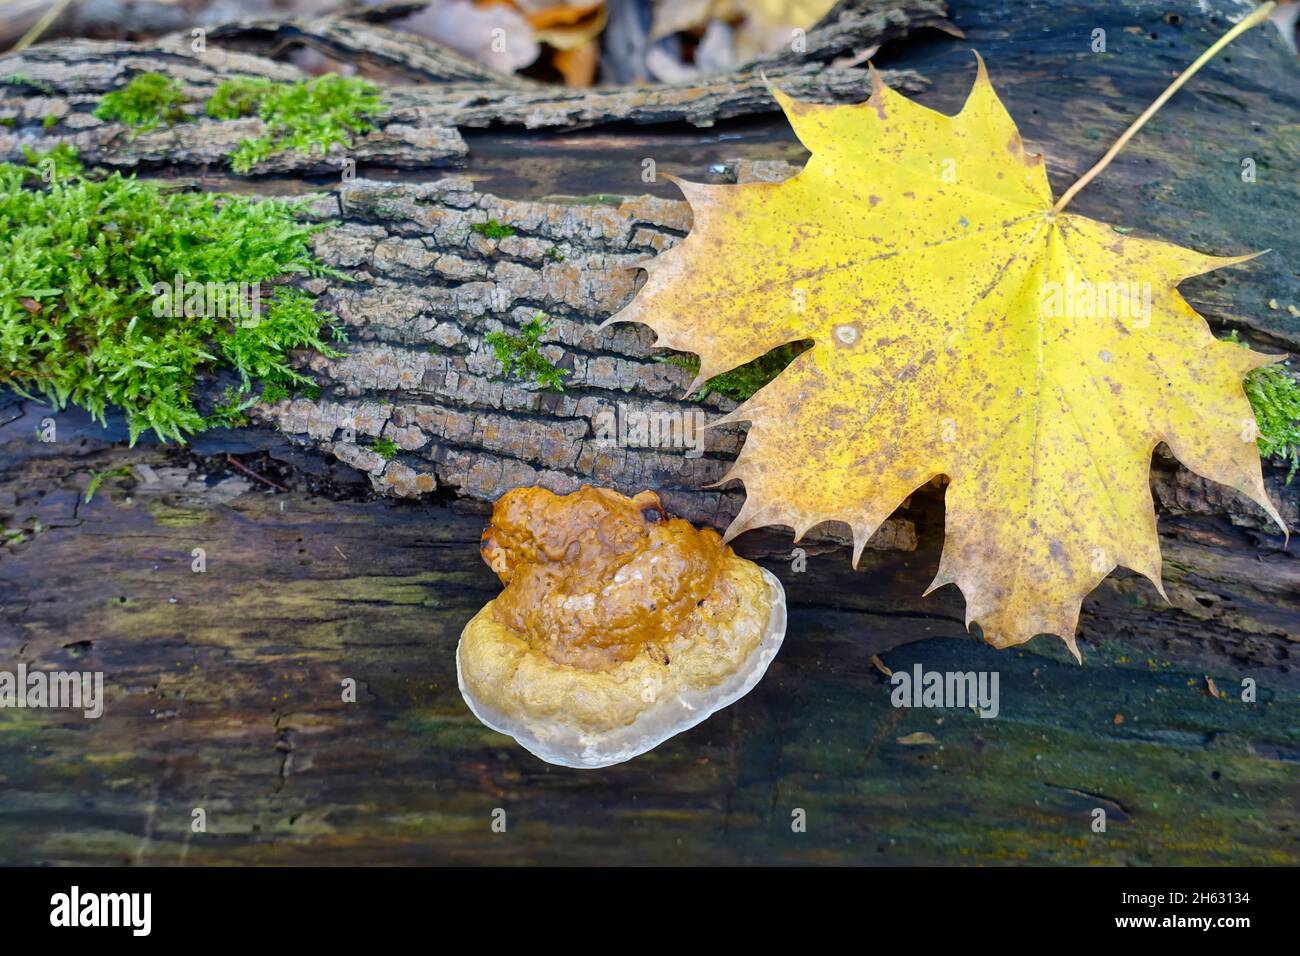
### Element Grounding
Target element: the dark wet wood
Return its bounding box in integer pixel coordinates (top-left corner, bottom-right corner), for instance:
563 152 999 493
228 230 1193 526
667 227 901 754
0 0 1298 864
1 391 1296 865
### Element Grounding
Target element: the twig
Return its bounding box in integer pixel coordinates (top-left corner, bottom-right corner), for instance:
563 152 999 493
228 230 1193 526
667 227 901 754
12 0 79 53
225 453 288 492
1052 1 1277 214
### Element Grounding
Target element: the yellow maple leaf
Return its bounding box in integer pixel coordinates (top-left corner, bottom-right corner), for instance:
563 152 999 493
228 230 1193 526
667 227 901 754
605 55 1285 660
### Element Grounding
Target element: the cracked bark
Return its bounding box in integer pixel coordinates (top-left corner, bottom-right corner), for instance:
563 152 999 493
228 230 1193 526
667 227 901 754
259 166 920 548
0 0 1292 554
0 2 939 546
0 3 938 173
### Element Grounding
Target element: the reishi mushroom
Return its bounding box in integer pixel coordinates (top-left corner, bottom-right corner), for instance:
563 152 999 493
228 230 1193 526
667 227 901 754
456 485 787 768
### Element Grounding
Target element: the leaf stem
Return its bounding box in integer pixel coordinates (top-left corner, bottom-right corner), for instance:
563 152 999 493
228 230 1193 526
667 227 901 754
13 0 79 53
1052 1 1276 214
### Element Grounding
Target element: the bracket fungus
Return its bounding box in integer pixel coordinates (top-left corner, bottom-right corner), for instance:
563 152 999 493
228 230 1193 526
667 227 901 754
456 486 787 768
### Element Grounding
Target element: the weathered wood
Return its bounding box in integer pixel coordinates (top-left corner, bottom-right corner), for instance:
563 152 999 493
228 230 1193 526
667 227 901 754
1 0 1293 527
0 4 938 173
0 0 1297 865
0 396 1296 865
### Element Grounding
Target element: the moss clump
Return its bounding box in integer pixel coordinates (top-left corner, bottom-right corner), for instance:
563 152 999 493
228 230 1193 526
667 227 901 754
483 314 569 391
95 73 189 132
372 436 399 460
260 383 291 404
21 141 81 181
204 77 272 121
657 342 808 402
207 74 383 174
472 219 515 240
206 388 256 430
1226 333 1300 482
0 147 346 443
1247 368 1300 481
1237 356 1300 481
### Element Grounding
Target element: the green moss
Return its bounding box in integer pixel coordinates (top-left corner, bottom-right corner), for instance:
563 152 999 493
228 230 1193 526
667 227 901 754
1247 365 1300 481
0 118 13 129
2 73 55 96
207 386 256 429
227 288 347 388
21 141 81 181
94 72 189 132
657 342 808 402
0 147 346 444
483 313 569 391
472 219 515 240
42 114 58 130
207 74 383 174
204 76 272 120
260 382 291 404
1226 332 1300 481
83 465 132 503
372 436 399 460
3 517 46 545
